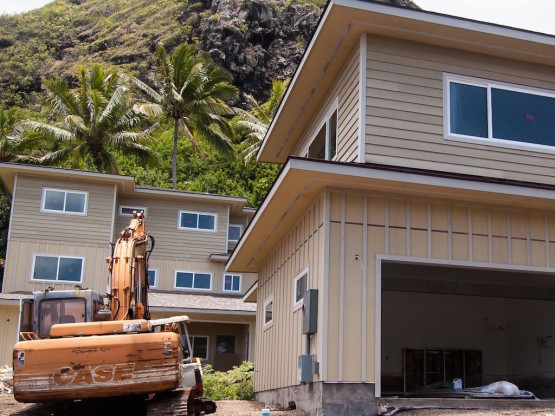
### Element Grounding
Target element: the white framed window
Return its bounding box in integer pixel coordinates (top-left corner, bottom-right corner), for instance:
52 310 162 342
175 270 212 291
444 73 555 154
41 188 88 215
31 254 84 283
147 268 157 288
307 102 338 161
293 268 308 310
228 224 242 243
223 273 241 293
184 335 209 360
119 205 147 217
178 210 217 232
263 294 274 330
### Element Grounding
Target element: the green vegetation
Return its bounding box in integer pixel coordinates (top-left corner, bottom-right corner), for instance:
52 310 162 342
203 361 254 400
18 65 158 173
234 78 290 161
132 44 238 188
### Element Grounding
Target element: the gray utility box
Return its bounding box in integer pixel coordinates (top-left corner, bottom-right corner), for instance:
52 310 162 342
302 289 318 335
298 354 320 383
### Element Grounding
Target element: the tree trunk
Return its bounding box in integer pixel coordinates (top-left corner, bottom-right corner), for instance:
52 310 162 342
172 117 179 190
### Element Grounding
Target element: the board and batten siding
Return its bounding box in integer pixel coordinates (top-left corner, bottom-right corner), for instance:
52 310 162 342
254 196 325 392
115 196 228 260
364 35 555 184
4 239 110 293
0 304 20 366
148 256 257 295
325 188 555 387
293 45 360 162
10 175 115 245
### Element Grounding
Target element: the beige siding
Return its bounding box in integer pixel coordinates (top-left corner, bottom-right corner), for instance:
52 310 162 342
325 189 555 386
10 175 115 245
149 257 257 295
364 36 555 184
4 239 109 293
0 304 19 365
254 196 325 392
116 196 229 260
294 45 360 162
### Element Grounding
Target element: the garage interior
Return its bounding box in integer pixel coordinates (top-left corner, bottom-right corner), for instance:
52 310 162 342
381 261 555 399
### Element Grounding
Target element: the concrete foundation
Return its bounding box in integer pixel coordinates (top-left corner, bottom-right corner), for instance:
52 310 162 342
255 382 377 416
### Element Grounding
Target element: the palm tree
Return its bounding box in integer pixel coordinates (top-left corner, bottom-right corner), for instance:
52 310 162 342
0 103 24 162
234 78 289 161
130 43 238 189
20 65 158 174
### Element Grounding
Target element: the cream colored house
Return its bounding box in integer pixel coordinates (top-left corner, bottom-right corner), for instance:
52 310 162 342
227 1 555 414
0 163 256 370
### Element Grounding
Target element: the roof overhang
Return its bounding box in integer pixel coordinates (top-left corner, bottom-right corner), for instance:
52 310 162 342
242 281 258 303
258 0 555 163
0 163 250 213
0 163 135 196
227 157 555 272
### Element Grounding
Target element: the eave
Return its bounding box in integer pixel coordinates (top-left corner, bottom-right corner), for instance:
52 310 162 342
258 0 555 164
227 157 555 273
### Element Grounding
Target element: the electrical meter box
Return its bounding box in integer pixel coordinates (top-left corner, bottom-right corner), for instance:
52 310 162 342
302 289 318 335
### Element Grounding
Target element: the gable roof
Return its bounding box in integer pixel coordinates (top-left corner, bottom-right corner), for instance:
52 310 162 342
258 0 555 164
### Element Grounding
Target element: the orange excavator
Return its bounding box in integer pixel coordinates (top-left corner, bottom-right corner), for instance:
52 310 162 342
12 212 216 415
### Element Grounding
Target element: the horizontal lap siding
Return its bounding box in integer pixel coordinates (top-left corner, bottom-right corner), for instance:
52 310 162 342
254 196 324 392
365 36 555 184
293 45 360 162
10 175 115 245
327 188 555 384
148 257 257 295
115 197 228 260
4 239 109 293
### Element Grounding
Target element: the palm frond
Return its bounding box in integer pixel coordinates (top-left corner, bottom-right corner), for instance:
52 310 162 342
23 121 74 142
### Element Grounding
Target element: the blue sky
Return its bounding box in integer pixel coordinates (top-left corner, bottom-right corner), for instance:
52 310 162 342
0 0 553 36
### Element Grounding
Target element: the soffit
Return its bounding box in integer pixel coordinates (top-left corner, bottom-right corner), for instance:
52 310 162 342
259 0 555 164
227 158 555 273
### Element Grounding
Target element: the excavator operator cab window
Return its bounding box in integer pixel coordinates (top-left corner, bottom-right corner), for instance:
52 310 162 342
38 298 86 338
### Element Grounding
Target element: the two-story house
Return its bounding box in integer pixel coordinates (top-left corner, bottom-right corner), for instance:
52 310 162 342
0 163 257 371
227 1 555 414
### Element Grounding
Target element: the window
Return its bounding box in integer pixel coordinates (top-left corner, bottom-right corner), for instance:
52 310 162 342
228 225 242 243
32 255 84 283
184 335 209 360
445 74 555 152
41 188 87 215
263 294 274 329
293 270 308 309
119 205 147 217
223 274 241 292
216 335 236 354
38 298 86 338
147 269 157 288
308 107 338 161
178 210 217 232
175 271 212 291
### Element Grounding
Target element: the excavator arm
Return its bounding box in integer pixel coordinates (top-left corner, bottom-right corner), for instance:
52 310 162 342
107 211 151 321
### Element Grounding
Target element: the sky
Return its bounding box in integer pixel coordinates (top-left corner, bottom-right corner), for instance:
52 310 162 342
0 0 553 36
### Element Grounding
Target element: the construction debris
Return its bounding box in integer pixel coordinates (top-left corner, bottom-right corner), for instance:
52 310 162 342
0 366 13 394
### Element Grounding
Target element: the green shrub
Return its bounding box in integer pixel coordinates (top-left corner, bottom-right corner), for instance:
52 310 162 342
203 361 254 401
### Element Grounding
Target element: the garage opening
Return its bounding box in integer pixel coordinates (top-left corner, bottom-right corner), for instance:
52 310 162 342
380 261 555 399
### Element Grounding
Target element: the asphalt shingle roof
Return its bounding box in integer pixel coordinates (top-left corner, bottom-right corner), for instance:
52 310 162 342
148 291 256 314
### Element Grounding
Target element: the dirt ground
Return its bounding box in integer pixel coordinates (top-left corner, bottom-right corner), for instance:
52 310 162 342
2 395 555 415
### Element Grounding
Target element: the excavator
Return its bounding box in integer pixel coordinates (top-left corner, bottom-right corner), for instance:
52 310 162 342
12 212 216 415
